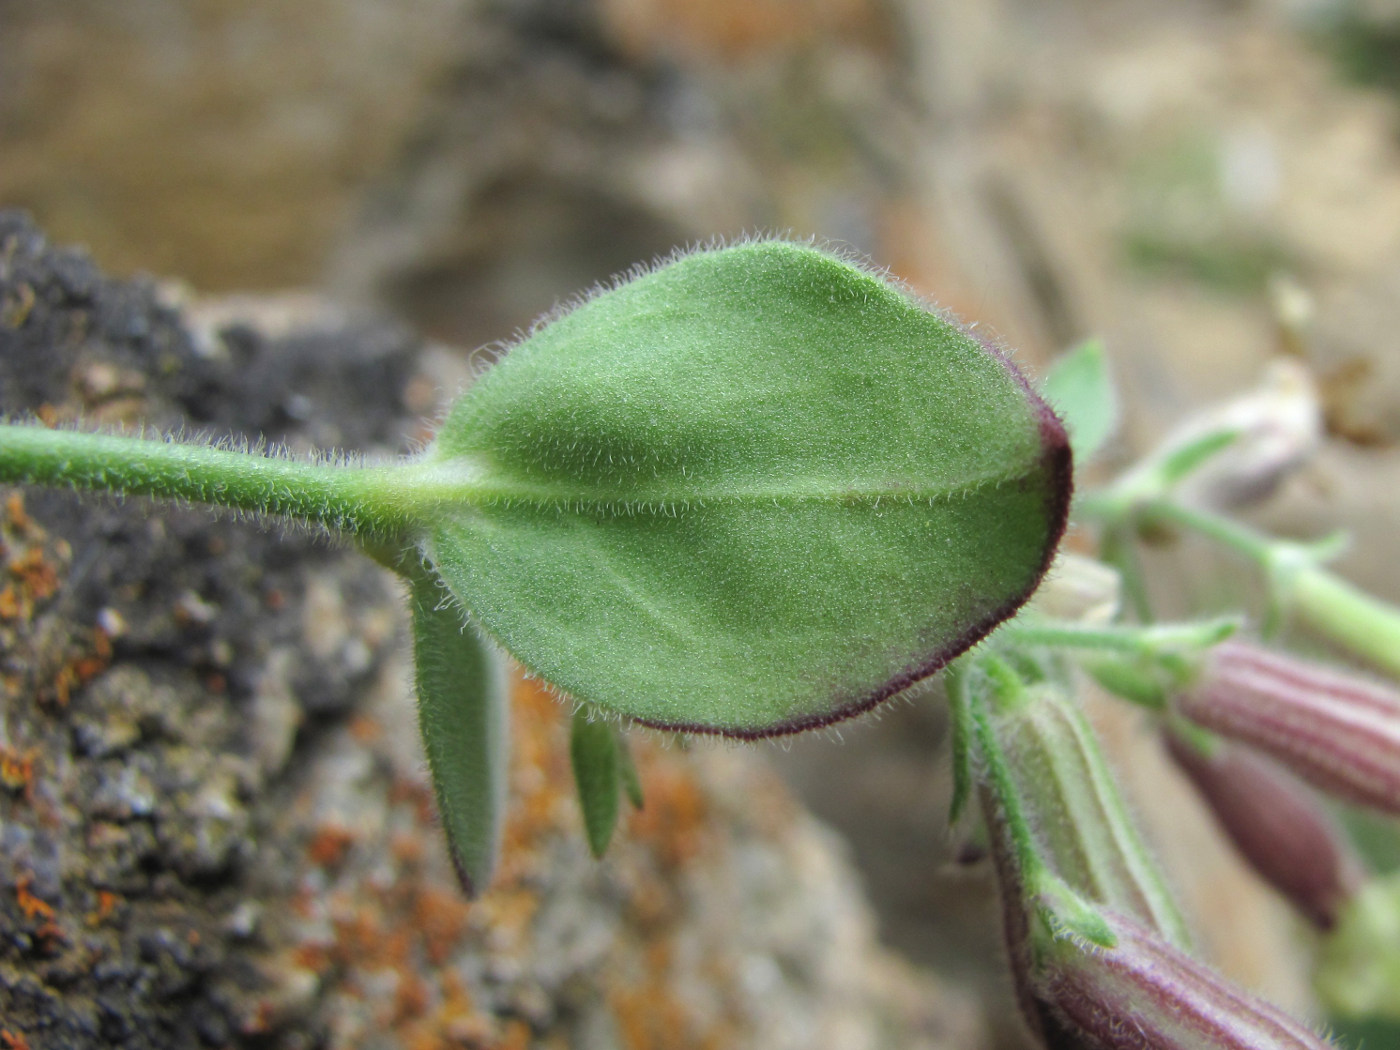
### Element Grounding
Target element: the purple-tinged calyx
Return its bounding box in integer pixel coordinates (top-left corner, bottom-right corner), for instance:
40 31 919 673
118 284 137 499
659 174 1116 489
981 766 1336 1050
1166 730 1365 930
1175 641 1400 815
1035 904 1338 1050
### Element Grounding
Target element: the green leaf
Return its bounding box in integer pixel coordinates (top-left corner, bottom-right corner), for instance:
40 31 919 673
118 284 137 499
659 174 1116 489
570 712 622 857
1040 339 1117 465
617 731 645 811
408 568 510 897
421 241 1071 736
946 663 974 825
1155 428 1237 487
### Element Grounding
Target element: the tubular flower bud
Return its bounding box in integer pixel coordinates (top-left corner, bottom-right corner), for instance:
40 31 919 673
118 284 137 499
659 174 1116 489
976 669 1333 1050
1155 358 1322 509
1181 641 1400 823
981 773 1336 1050
1166 731 1365 930
995 682 1192 948
1035 906 1338 1050
1175 641 1400 815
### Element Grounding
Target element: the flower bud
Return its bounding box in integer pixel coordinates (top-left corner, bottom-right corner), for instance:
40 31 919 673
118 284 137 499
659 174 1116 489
994 681 1191 948
982 774 1337 1050
1158 359 1322 509
1175 641 1400 815
1036 906 1338 1050
976 668 1335 1049
1028 552 1122 625
1166 730 1365 930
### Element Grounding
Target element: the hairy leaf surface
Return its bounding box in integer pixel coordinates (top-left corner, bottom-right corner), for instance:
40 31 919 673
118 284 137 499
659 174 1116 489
420 241 1071 736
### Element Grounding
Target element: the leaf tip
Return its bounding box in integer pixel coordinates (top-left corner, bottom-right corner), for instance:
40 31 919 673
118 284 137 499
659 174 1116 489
449 854 482 900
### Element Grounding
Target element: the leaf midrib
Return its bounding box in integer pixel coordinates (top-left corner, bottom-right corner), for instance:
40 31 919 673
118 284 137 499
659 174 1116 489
396 455 1045 517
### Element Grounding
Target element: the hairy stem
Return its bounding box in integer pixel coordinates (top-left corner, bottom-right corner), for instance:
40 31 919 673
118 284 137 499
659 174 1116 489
1142 498 1400 680
1000 619 1236 657
1290 568 1400 681
0 423 418 541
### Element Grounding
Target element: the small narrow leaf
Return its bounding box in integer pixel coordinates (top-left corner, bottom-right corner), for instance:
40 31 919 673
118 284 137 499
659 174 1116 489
1155 429 1238 487
570 711 622 858
617 731 645 811
945 664 974 825
422 240 1072 736
1040 339 1117 465
408 568 510 897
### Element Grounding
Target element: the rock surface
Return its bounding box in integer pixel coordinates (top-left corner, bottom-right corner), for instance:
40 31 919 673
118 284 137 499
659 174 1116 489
15 2 1400 1043
0 212 986 1049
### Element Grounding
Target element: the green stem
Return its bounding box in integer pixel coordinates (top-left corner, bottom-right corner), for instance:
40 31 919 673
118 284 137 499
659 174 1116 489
1291 567 1400 681
1000 619 1236 657
967 668 1044 885
0 423 419 541
1139 498 1274 563
1140 496 1400 681
1100 522 1154 624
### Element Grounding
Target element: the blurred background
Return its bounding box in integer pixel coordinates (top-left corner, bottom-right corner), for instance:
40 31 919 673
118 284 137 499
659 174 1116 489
6 0 1400 1046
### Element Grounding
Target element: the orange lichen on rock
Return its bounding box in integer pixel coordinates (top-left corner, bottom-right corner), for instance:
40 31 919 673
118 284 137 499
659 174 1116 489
627 760 711 870
408 884 471 967
48 666 76 708
609 957 708 1050
473 884 539 944
4 492 31 533
7 546 59 603
0 521 66 624
0 585 20 621
390 831 426 867
15 874 55 921
74 627 113 682
497 1019 534 1050
498 672 574 871
389 775 438 826
600 0 888 62
397 970 489 1050
86 889 121 927
32 918 68 953
289 941 332 975
1 1028 33 1050
609 946 743 1050
307 824 357 868
45 626 112 707
348 714 381 743
0 745 38 800
390 971 431 1026
329 899 390 969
